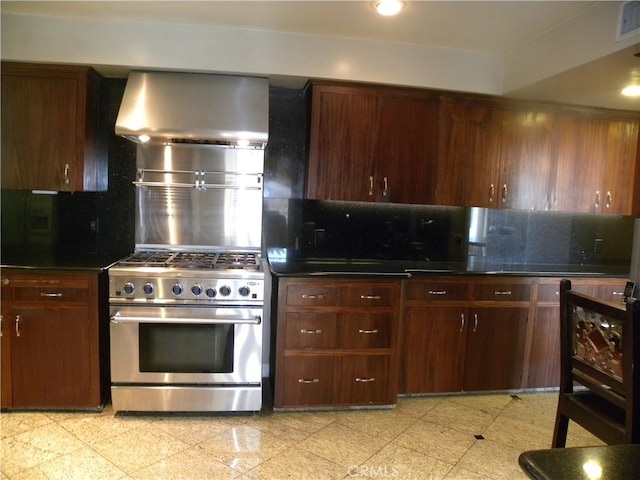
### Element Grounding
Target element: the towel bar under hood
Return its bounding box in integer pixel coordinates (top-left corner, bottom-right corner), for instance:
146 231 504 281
115 71 269 147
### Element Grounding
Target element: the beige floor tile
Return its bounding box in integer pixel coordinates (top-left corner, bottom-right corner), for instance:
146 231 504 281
427 399 498 435
442 465 494 480
498 393 558 429
90 423 190 473
197 424 295 473
333 408 418 441
130 445 240 480
0 423 85 476
10 445 127 480
394 395 443 418
54 411 149 445
296 422 389 468
442 394 513 416
482 415 555 452
393 418 475 465
242 445 346 480
0 411 54 439
250 410 335 442
456 438 530 480
362 443 455 480
151 414 247 445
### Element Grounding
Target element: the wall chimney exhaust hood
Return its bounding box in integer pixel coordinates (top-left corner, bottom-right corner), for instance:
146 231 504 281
115 71 269 147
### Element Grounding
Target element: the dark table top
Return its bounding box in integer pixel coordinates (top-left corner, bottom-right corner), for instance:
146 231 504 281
519 444 640 480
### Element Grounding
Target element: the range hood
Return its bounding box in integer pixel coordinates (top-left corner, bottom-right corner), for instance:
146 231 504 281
115 71 269 147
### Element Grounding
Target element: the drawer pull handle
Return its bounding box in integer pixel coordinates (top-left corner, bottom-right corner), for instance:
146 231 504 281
300 329 322 334
360 295 381 300
356 377 376 383
298 378 320 384
302 294 324 300
0 315 2 337
459 313 465 333
15 314 21 337
494 290 512 296
428 290 447 295
40 292 63 297
473 313 478 333
612 291 624 296
358 329 379 334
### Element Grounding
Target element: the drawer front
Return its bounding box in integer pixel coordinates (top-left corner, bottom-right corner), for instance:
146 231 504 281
404 282 469 302
537 284 561 303
342 284 398 307
335 355 390 405
281 356 335 406
286 284 338 306
337 313 392 349
13 287 89 302
473 283 531 301
285 313 337 349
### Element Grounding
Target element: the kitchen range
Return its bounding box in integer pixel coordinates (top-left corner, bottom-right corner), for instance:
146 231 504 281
107 71 270 412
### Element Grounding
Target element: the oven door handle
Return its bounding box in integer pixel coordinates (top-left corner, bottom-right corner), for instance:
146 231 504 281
110 314 262 325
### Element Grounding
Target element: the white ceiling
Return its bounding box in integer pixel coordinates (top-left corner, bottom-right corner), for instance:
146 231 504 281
2 1 640 110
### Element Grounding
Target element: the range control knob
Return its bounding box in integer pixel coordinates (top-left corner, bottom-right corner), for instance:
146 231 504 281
143 283 154 295
205 287 217 298
219 285 232 297
239 286 251 297
122 282 135 295
191 284 203 296
172 284 184 296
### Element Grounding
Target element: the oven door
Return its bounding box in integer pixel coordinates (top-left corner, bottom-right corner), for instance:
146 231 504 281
109 305 262 385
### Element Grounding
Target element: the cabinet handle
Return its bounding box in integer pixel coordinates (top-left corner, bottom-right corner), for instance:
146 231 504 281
358 329 379 334
501 184 508 203
428 290 447 296
298 378 320 384
494 290 512 296
360 295 381 300
300 329 322 334
64 163 70 184
612 291 624 297
488 184 495 203
355 377 376 383
595 191 601 208
473 313 478 333
606 191 612 209
369 176 374 196
40 292 63 297
459 313 465 333
0 315 3 337
15 314 21 337
302 294 324 300
382 176 388 197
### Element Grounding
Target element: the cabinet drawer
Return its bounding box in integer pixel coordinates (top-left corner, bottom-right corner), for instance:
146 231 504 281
13 287 89 302
342 284 398 307
404 282 469 301
286 284 338 306
537 284 561 302
285 313 337 349
473 283 530 301
335 355 390 405
281 356 335 406
337 313 392 349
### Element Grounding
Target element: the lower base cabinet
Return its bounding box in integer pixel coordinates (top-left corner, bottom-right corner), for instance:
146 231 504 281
0 269 108 409
274 278 401 409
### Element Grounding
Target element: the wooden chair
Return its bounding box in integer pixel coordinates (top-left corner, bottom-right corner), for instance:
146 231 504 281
552 278 640 447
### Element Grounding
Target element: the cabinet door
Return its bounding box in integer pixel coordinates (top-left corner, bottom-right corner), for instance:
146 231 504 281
527 305 560 388
0 302 12 407
9 305 94 408
375 96 439 204
436 101 500 207
401 306 467 394
463 307 528 391
307 87 379 201
554 113 639 214
498 107 555 210
335 355 390 405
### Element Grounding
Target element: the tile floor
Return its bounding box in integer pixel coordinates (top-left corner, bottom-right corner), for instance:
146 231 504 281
1 391 603 480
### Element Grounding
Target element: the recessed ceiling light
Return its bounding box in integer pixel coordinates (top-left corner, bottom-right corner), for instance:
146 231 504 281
374 0 406 16
621 72 640 97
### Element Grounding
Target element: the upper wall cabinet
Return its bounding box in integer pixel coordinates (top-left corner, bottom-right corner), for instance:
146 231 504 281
553 108 639 215
306 82 439 205
1 62 107 192
435 96 555 210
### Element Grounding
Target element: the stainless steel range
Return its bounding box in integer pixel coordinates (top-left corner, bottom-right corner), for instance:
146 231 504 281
108 71 269 412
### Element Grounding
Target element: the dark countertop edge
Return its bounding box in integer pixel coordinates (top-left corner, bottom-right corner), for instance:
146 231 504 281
1 256 124 272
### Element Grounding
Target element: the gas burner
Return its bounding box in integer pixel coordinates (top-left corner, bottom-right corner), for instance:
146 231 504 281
116 251 261 271
118 251 176 267
215 253 258 270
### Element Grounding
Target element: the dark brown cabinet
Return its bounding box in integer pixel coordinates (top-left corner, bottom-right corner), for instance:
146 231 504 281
435 97 555 210
401 277 530 394
0 269 107 409
1 62 107 192
306 82 439 204
274 277 401 409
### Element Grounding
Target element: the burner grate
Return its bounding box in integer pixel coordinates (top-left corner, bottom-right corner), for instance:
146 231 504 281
117 251 260 270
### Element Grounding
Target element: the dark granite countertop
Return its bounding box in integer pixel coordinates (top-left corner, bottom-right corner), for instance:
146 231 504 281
267 249 629 278
1 251 125 272
519 444 640 480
